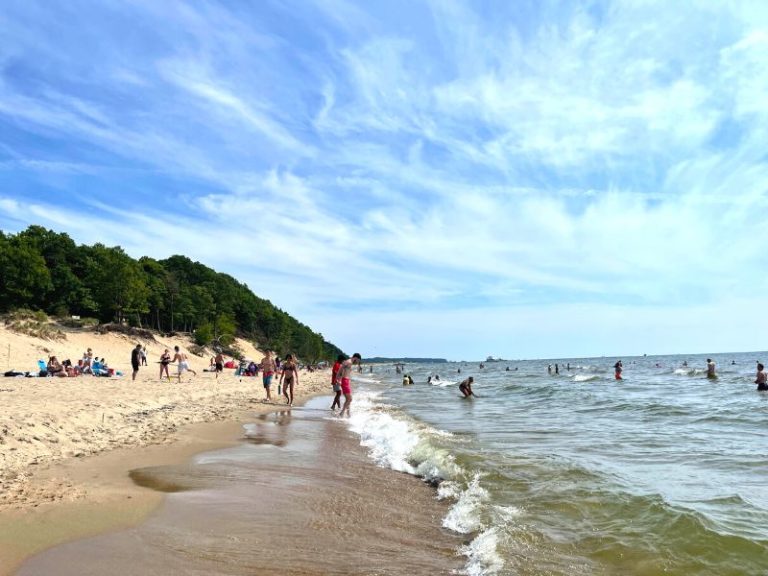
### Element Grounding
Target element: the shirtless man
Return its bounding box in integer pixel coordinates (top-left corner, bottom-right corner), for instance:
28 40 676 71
173 345 197 383
756 362 767 391
335 353 362 417
260 351 276 402
706 358 716 379
459 376 475 397
214 351 224 380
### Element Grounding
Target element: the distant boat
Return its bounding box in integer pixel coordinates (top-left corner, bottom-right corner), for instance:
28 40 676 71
485 356 504 362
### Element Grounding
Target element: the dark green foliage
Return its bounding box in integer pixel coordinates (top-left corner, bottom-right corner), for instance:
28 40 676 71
0 226 343 361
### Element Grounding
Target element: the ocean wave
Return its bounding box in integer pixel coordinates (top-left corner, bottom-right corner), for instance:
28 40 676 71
346 391 502 575
460 526 504 576
574 374 600 382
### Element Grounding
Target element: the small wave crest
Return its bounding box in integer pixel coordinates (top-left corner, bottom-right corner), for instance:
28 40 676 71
574 374 600 382
346 391 504 575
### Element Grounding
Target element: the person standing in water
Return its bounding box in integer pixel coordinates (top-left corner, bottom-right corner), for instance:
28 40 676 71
459 376 475 397
756 363 768 391
335 353 362 417
706 358 716 379
614 360 623 380
330 354 344 411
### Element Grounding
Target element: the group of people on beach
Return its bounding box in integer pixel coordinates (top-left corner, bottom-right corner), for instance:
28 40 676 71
42 348 116 377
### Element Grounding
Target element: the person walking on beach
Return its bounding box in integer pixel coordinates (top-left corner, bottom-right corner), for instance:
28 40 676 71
260 351 276 402
706 358 716 379
336 353 362 417
159 348 171 381
280 353 299 406
214 351 224 380
173 345 197 383
459 376 475 398
131 343 142 382
330 354 344 410
614 360 623 380
140 346 148 366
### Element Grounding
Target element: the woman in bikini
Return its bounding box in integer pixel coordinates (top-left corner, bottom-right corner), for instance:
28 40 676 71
280 353 299 406
159 349 171 381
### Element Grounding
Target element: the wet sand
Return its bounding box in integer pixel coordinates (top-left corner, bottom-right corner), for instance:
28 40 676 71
15 398 465 575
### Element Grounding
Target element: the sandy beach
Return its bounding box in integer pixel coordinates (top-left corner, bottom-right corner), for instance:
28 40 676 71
0 324 333 574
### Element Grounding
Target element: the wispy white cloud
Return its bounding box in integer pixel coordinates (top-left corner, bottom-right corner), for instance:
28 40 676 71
2 0 768 357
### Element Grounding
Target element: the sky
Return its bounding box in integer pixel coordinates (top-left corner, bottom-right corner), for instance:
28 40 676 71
2 1 768 361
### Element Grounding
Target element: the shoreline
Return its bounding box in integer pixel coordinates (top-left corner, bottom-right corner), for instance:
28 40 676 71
13 396 465 576
0 395 328 576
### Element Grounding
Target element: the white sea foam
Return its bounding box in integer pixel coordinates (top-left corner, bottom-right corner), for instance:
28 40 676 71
460 527 504 576
442 474 488 533
345 391 501 576
574 374 600 382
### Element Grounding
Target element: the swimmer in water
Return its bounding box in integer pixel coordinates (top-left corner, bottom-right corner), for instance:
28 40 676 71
614 360 623 380
459 376 475 398
756 363 768 391
706 359 716 379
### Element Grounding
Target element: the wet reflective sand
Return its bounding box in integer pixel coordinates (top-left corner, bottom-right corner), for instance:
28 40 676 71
17 399 463 575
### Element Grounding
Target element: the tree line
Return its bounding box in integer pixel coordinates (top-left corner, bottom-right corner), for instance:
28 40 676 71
0 225 343 362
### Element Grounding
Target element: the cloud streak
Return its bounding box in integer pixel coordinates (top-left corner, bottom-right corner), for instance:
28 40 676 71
2 0 768 358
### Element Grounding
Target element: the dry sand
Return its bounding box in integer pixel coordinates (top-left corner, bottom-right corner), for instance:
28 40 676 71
0 324 334 575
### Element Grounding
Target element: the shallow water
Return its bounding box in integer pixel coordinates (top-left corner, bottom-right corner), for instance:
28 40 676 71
351 353 768 575
16 400 463 576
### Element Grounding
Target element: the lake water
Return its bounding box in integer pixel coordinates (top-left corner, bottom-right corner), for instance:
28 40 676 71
350 352 768 575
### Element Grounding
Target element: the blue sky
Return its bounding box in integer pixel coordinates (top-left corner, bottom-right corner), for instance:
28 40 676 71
2 0 768 360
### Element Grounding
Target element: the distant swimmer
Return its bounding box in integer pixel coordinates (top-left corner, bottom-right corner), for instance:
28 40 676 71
459 376 475 398
408 375 414 385
756 363 768 391
566 363 570 371
427 375 432 384
706 359 716 379
548 364 552 375
614 360 623 380
731 360 737 365
682 361 688 367
555 363 559 375
434 374 440 381
506 367 510 371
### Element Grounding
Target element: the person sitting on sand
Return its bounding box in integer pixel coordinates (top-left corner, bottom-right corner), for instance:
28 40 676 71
47 356 67 377
459 376 475 397
756 363 768 391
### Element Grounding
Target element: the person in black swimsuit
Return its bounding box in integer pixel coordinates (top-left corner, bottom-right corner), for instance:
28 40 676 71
131 344 142 381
